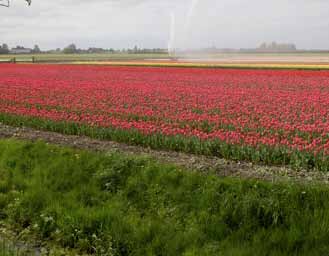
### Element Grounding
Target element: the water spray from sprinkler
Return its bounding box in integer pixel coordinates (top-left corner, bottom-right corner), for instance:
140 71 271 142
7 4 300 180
168 0 200 60
168 12 176 59
185 0 199 33
183 0 199 53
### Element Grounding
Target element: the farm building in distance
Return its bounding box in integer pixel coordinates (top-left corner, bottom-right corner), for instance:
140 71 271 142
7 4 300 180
10 47 32 54
257 42 297 52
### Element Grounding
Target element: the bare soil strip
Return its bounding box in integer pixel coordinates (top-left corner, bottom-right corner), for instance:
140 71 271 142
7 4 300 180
0 123 328 184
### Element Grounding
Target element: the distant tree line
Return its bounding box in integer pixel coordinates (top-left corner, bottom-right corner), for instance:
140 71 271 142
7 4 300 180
0 43 41 54
0 42 167 55
61 43 166 54
61 44 116 54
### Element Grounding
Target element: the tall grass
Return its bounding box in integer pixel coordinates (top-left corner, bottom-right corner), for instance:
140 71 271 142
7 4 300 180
0 139 329 255
0 240 18 256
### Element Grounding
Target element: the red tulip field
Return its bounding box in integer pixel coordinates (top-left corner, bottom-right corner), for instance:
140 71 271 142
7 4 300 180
1 64 329 170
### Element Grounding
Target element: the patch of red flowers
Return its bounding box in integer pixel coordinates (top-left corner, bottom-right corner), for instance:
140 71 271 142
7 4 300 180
1 64 329 155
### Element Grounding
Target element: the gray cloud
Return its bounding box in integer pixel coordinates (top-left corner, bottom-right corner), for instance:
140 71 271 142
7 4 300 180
0 0 328 50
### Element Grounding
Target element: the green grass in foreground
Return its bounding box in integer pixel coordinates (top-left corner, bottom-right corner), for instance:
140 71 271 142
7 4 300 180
0 139 329 255
0 243 15 256
0 240 29 256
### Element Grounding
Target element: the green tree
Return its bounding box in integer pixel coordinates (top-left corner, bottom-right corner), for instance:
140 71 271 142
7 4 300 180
0 43 9 54
63 44 78 54
32 44 41 53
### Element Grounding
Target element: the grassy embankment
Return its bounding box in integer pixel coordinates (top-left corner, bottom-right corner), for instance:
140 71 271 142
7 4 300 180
0 139 329 255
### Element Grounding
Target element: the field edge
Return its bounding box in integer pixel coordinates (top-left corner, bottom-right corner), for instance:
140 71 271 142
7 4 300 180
0 113 328 171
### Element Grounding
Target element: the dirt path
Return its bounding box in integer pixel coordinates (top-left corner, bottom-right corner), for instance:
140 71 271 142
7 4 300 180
1 123 328 184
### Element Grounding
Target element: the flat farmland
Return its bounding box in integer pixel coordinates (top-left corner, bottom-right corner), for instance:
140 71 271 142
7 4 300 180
2 63 329 255
1 64 329 170
2 52 329 70
76 52 329 70
0 53 169 63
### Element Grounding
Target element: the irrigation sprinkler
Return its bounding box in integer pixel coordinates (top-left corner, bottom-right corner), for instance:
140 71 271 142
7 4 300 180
0 0 31 7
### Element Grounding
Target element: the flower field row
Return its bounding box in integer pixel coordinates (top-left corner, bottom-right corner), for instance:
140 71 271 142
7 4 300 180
1 64 329 170
75 61 329 70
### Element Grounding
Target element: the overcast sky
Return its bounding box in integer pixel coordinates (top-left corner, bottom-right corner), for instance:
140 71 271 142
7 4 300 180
0 0 329 50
